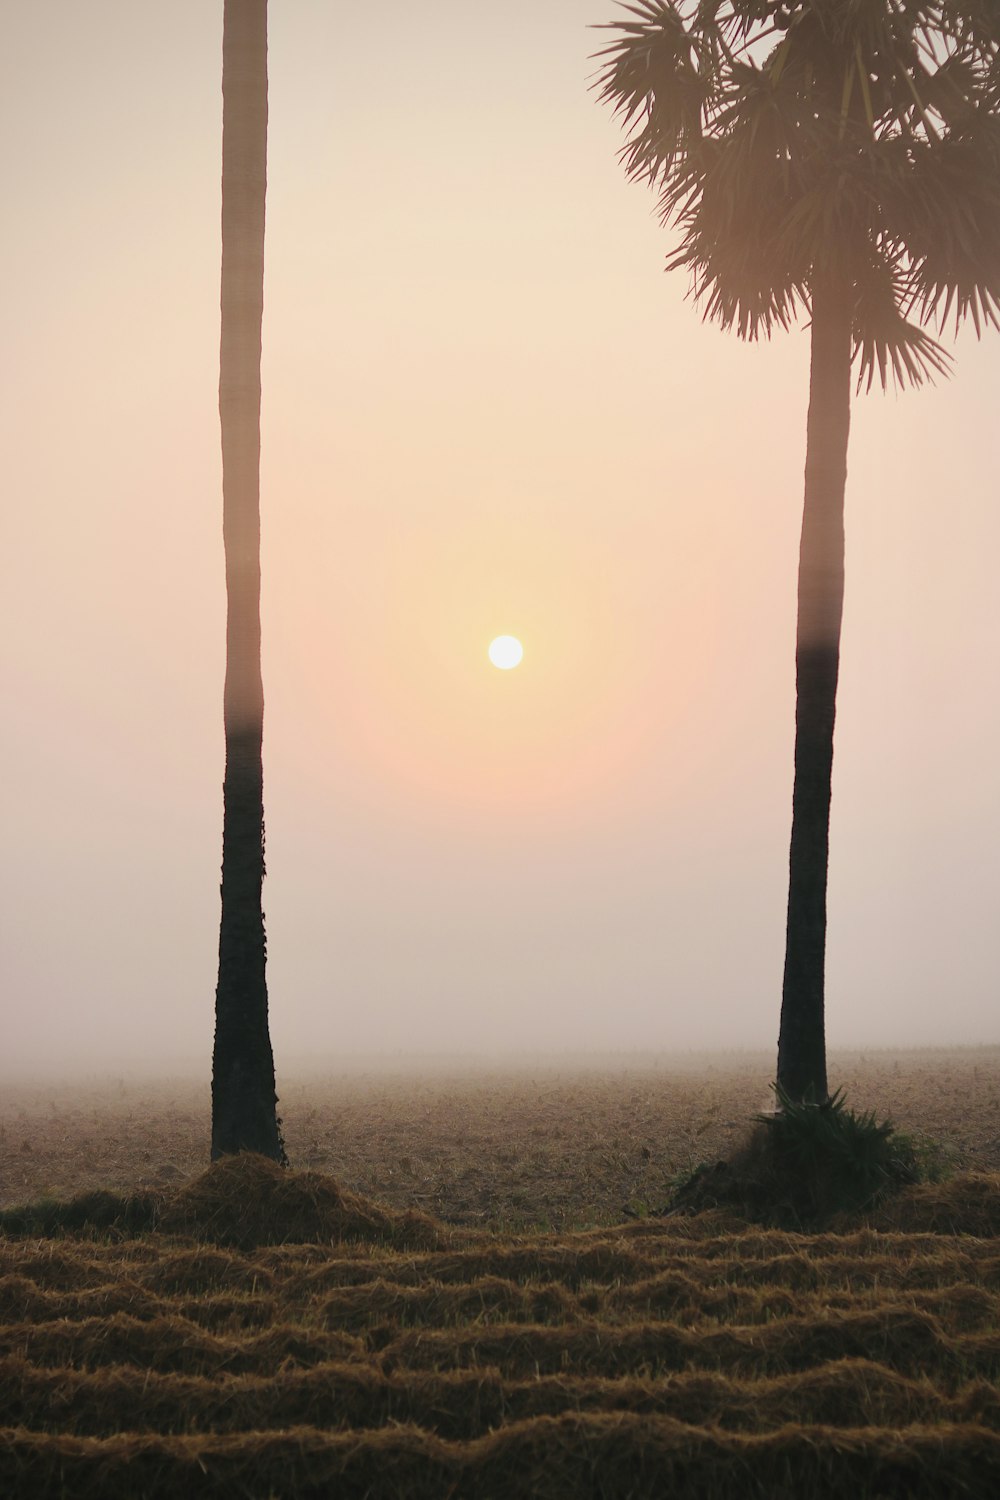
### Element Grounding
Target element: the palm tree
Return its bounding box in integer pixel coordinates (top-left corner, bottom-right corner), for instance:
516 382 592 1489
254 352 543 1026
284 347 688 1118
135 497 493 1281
212 0 285 1162
597 0 1000 1102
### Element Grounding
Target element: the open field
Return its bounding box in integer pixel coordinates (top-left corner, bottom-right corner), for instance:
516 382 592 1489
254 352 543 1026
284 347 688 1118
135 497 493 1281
3 1048 1000 1496
3 1047 1000 1227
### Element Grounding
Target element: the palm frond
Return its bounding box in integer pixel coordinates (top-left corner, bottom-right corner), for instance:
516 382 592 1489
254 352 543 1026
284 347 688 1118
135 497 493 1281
899 130 1000 332
659 112 810 337
594 0 1000 363
593 1 711 182
852 255 953 391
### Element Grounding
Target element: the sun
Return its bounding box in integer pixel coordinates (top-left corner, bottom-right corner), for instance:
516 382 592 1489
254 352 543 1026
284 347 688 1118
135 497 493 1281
488 635 523 670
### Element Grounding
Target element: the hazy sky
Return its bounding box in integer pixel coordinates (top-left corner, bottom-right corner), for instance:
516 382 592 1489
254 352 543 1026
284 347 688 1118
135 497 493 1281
3 1 998 1074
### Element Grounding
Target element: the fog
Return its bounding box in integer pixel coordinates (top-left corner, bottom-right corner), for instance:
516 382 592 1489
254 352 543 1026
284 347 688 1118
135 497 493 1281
3 1 998 1078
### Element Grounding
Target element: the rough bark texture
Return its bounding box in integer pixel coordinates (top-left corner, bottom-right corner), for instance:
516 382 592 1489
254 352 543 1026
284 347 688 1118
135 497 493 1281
776 270 852 1106
212 0 284 1163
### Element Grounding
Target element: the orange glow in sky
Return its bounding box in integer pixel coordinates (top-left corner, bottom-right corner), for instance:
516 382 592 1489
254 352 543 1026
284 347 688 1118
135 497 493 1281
2 0 999 1070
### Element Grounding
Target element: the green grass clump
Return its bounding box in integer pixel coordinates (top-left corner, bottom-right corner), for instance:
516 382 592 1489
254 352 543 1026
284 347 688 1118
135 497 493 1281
761 1088 921 1212
670 1087 925 1228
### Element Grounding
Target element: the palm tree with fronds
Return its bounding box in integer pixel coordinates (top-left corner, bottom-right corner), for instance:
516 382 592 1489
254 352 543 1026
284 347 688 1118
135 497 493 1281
597 0 1000 1103
212 0 285 1162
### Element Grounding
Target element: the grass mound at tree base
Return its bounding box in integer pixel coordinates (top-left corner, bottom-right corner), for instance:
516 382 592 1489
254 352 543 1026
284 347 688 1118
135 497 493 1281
158 1155 445 1250
668 1090 924 1229
0 1156 446 1251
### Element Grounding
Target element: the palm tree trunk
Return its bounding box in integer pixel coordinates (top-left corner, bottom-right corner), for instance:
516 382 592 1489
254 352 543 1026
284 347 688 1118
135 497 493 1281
776 268 853 1105
211 0 284 1163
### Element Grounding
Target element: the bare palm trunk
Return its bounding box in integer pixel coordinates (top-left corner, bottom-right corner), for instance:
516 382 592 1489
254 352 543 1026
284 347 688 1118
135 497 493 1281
211 0 284 1162
776 269 852 1105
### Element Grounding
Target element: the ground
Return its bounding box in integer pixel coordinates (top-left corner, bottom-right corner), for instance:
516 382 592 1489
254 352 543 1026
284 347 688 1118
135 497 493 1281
4 1048 1000 1497
2 1047 997 1227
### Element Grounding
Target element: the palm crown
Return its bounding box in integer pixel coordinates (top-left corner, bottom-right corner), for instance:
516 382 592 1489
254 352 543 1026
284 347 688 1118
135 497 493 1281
596 0 1000 387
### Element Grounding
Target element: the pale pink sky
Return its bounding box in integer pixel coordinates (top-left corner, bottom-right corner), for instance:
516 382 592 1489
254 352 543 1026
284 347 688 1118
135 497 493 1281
2 1 998 1073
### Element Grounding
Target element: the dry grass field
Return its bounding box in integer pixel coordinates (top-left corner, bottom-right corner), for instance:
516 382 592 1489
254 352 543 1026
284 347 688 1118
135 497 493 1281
2 1047 1000 1496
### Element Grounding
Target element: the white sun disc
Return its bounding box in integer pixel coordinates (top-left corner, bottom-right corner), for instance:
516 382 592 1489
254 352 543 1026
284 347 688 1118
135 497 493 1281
488 635 524 670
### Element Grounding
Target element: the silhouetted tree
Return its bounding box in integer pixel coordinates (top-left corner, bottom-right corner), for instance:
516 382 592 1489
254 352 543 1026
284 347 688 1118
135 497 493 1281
212 0 285 1161
598 0 1000 1101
